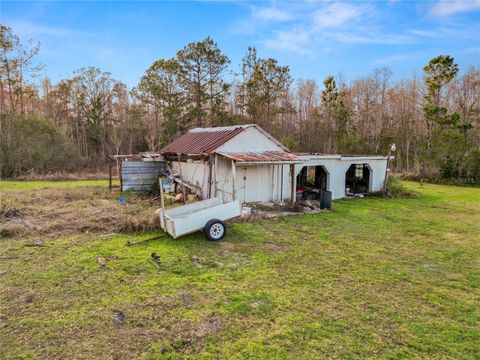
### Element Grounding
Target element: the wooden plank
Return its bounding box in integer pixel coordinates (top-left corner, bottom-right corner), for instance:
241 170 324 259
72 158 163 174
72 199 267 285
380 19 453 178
159 177 166 232
109 163 112 190
178 154 187 204
214 154 218 197
290 164 295 204
231 160 236 201
119 160 123 192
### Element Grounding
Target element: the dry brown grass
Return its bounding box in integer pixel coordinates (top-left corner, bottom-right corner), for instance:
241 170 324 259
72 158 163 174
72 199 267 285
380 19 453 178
0 186 159 238
14 170 111 181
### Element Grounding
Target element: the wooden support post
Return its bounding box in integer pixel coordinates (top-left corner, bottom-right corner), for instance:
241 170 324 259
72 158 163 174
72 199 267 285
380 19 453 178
290 163 295 204
208 153 213 199
159 177 166 232
177 154 187 204
272 164 275 201
109 163 113 190
119 160 123 192
383 149 392 192
214 154 218 197
231 159 236 201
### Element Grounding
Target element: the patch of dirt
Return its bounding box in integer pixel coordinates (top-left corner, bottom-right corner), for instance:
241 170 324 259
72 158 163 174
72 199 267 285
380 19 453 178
263 242 285 251
0 186 160 239
195 316 222 338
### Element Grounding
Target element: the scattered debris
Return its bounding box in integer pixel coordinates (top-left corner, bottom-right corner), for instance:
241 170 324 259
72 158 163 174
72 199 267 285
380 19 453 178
177 289 192 308
151 252 161 269
250 301 264 308
191 256 203 268
99 233 118 238
175 193 185 202
241 206 251 217
118 197 128 204
126 234 164 246
97 257 106 267
0 208 21 218
106 255 118 261
8 219 35 228
259 201 275 208
25 240 44 247
112 310 125 323
263 242 283 251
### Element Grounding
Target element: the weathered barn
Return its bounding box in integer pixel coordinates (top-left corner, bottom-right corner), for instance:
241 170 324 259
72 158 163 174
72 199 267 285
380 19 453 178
160 124 390 203
160 124 300 203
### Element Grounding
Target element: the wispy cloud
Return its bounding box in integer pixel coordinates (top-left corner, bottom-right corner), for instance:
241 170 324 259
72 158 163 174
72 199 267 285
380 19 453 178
312 3 367 29
252 7 293 22
239 2 414 54
4 19 86 38
465 46 480 54
375 54 408 65
429 0 480 16
235 1 480 57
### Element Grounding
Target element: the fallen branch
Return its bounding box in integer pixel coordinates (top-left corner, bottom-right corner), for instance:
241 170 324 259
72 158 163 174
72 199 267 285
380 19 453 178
151 252 161 269
125 234 164 246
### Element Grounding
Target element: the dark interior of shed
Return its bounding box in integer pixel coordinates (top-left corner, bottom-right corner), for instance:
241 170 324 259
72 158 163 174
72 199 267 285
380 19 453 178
345 164 371 194
296 166 328 200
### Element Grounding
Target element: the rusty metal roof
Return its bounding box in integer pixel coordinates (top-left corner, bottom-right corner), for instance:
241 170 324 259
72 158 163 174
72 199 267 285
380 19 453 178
218 151 302 163
160 127 246 154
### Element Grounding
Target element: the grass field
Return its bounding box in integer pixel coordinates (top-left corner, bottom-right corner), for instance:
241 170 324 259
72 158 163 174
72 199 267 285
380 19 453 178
0 179 117 191
1 181 479 359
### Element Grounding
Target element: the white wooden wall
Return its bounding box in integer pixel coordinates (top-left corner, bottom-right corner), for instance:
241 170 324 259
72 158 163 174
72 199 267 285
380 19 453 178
216 127 284 153
171 156 388 203
170 160 210 199
293 157 388 200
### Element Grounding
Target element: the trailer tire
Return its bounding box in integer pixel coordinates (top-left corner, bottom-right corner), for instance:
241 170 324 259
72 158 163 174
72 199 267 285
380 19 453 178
204 219 226 241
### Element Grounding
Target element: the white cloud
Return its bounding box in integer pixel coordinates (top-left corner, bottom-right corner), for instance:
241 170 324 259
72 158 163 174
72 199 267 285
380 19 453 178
243 2 411 54
253 7 293 22
234 1 480 56
312 3 367 29
430 0 480 16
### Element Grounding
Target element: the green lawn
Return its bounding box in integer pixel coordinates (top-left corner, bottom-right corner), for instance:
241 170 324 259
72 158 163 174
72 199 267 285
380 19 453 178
0 179 117 191
1 181 479 359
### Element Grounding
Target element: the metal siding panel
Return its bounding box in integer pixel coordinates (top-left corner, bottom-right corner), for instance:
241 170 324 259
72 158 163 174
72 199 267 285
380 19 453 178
121 161 166 192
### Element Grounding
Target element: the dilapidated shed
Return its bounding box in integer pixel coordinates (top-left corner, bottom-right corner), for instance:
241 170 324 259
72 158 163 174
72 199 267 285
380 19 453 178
160 124 301 203
159 124 390 203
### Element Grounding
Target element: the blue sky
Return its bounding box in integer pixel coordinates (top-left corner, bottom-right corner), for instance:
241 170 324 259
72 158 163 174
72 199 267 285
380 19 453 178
2 1 480 88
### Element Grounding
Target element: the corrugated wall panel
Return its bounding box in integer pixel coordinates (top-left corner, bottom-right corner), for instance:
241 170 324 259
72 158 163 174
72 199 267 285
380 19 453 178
121 161 167 192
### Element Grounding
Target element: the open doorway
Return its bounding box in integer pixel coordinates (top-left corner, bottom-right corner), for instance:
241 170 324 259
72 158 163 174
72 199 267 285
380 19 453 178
296 165 329 200
345 164 371 194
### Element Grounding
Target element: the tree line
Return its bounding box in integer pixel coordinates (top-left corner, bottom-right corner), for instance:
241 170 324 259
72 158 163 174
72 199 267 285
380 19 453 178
1 25 479 183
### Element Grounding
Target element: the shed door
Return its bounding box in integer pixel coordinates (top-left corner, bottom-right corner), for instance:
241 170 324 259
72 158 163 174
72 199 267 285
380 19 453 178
238 165 273 203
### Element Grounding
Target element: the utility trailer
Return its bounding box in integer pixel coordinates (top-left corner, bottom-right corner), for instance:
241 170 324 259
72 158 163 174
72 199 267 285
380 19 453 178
156 197 241 240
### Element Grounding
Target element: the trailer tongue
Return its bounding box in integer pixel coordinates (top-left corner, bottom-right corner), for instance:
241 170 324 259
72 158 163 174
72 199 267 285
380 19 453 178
156 197 241 240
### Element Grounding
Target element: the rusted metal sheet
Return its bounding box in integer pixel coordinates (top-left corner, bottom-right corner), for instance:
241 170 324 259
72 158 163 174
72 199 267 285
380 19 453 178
121 161 167 192
217 151 301 163
160 128 245 154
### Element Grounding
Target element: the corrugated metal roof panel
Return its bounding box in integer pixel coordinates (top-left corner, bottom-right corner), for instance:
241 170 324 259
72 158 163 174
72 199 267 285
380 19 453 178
218 151 301 163
160 127 246 154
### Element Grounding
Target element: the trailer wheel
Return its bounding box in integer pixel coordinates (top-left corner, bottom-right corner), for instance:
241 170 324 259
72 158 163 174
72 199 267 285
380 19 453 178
204 219 226 241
